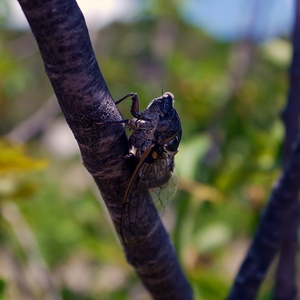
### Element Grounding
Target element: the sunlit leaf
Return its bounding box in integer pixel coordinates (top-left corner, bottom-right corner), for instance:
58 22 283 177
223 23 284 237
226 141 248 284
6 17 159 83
0 141 47 175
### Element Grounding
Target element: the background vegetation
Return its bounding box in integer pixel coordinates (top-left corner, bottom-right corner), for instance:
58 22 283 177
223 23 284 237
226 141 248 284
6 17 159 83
0 1 292 299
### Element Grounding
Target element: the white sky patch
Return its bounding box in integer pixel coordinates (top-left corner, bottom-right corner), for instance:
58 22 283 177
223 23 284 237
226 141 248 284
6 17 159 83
8 0 138 30
182 0 294 41
76 0 138 28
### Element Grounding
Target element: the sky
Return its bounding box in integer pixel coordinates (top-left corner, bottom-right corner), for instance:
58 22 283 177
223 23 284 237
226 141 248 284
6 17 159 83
8 0 138 29
182 0 295 41
8 0 295 42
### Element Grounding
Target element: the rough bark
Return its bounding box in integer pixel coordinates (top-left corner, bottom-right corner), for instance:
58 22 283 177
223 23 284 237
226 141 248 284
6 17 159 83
17 0 193 299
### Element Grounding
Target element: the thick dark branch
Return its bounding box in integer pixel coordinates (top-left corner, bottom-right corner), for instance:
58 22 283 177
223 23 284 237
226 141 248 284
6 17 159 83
17 0 192 299
18 0 130 224
227 135 300 299
275 2 300 298
282 0 300 160
274 201 298 300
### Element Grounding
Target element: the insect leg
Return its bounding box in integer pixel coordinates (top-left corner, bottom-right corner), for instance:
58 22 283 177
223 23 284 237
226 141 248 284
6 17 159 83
115 92 140 118
115 92 136 104
96 118 138 130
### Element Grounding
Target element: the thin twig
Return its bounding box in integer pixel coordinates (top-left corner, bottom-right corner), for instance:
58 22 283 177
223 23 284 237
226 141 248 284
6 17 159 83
6 95 60 143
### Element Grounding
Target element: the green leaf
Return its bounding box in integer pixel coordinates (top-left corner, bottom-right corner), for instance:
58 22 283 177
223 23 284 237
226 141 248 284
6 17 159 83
0 141 47 176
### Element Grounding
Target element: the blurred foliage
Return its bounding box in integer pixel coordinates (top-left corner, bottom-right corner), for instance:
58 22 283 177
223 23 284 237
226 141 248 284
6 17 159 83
0 1 292 300
0 141 47 176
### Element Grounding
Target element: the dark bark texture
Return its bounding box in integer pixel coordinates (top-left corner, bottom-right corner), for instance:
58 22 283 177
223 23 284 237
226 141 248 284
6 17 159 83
17 0 193 299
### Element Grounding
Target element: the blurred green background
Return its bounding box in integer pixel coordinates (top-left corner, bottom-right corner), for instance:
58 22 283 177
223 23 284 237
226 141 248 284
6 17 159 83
0 1 293 299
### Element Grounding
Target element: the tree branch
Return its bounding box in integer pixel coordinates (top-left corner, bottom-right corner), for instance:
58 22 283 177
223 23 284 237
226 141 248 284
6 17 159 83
274 1 300 299
16 0 192 299
227 134 300 299
282 0 300 163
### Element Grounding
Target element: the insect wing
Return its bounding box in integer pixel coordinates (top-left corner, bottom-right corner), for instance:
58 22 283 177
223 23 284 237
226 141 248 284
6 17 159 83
120 145 156 243
149 166 178 214
120 146 177 243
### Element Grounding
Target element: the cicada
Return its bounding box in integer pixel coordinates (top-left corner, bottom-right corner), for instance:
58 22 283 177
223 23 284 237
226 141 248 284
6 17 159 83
112 92 182 243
